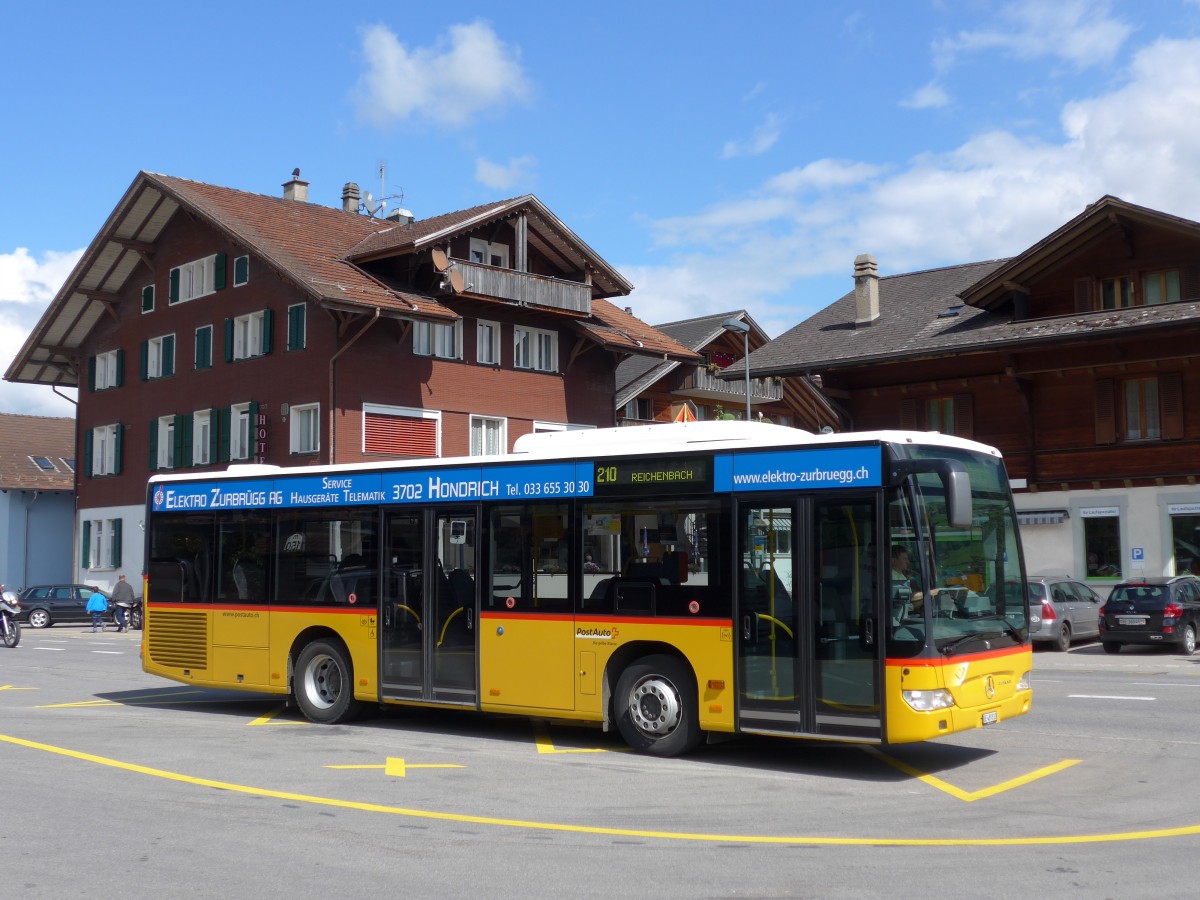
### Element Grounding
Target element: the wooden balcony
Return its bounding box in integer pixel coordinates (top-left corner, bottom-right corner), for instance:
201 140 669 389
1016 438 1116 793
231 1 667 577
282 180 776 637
454 259 591 314
675 365 783 405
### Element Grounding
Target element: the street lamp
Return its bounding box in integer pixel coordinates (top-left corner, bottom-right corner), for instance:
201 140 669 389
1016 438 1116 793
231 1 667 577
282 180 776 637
720 316 752 421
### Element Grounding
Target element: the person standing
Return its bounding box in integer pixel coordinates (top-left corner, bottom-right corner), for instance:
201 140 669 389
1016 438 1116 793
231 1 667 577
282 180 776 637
111 574 136 632
85 589 109 633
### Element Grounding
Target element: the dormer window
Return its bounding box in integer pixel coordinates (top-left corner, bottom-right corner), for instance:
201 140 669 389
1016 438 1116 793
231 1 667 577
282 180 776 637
469 238 509 269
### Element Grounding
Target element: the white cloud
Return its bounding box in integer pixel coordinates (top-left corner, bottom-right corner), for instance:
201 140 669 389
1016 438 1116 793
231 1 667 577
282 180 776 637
0 247 81 416
625 37 1200 335
721 113 783 159
934 0 1132 71
475 155 537 191
353 21 530 128
901 81 950 110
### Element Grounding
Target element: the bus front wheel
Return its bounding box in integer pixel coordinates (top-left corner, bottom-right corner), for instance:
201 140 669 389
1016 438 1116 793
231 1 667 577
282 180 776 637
294 640 362 724
614 655 702 757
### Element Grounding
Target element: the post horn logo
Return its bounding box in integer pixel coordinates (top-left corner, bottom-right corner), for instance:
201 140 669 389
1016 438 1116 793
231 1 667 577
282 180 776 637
984 674 996 700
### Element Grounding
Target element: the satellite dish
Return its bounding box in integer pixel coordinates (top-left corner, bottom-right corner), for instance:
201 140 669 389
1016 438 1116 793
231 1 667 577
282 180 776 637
448 268 465 293
431 247 449 272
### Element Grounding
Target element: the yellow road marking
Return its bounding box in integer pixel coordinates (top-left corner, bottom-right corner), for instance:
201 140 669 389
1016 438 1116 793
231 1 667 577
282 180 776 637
532 719 611 754
326 757 465 778
248 705 307 726
864 747 1082 801
0 731 1194 846
0 685 37 691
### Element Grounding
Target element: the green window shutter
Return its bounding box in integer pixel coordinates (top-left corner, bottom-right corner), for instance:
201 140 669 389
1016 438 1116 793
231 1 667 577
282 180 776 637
113 424 123 475
288 305 306 350
140 341 149 380
214 253 227 290
209 407 219 463
111 519 123 568
224 318 234 362
261 309 274 355
142 284 154 313
175 414 188 468
169 268 180 304
87 356 96 392
234 255 249 286
83 429 94 478
249 402 260 459
219 407 232 462
163 334 175 376
148 419 159 470
196 326 211 370
81 521 91 569
115 349 125 386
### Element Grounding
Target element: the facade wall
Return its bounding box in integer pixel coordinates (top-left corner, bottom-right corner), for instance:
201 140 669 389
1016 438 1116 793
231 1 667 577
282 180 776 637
70 208 624 586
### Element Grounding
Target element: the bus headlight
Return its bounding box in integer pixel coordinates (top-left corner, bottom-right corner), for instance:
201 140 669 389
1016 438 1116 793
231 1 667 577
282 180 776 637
902 689 955 712
1017 671 1031 691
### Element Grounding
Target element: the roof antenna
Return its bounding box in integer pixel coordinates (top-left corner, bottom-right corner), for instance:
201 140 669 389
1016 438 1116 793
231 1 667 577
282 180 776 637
360 161 405 219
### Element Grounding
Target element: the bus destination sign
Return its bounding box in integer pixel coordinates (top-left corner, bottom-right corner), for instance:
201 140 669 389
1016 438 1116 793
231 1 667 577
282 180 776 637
593 456 713 496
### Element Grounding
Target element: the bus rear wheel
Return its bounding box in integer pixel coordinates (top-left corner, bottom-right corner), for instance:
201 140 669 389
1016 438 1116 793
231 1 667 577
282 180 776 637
294 640 362 724
614 655 702 757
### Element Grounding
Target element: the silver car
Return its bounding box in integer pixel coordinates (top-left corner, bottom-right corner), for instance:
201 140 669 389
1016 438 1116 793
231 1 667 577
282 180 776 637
1026 575 1103 651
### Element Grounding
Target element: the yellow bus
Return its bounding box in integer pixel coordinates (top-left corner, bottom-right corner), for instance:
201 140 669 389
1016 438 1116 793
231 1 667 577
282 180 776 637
142 421 1031 756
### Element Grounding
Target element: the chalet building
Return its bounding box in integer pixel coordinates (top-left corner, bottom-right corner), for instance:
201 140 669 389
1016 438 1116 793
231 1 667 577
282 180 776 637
4 170 695 588
0 414 76 589
745 196 1200 590
615 310 840 431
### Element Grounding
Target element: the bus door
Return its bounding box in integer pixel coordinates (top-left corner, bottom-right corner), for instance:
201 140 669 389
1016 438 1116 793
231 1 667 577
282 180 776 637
380 509 478 705
736 497 881 741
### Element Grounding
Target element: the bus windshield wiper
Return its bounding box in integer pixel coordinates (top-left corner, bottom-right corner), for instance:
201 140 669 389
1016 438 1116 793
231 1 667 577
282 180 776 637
940 615 1024 656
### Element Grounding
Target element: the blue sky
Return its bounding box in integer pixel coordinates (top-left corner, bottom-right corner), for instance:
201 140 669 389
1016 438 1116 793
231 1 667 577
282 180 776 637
4 0 1200 416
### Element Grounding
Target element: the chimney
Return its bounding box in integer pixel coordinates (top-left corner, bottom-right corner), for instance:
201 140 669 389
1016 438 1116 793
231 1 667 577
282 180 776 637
341 182 361 213
854 253 879 327
282 168 309 202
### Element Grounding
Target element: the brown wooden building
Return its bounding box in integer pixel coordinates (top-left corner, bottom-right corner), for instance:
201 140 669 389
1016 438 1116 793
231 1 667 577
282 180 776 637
746 196 1200 588
4 170 695 587
615 310 839 431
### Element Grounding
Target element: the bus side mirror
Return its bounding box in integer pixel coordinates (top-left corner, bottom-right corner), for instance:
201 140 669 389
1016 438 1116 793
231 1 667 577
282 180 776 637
889 458 972 528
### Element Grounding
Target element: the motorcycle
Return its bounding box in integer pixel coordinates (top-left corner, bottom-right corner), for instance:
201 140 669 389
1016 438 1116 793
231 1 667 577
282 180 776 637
0 590 20 648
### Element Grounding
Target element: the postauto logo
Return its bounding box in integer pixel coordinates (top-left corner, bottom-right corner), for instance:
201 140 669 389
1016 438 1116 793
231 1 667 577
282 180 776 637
576 627 619 641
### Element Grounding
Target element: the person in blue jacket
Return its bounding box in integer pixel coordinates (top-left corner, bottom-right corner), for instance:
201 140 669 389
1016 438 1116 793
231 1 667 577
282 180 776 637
85 590 109 633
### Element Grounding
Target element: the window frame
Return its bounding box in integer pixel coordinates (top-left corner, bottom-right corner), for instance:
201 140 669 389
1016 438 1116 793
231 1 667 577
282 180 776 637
414 320 462 360
230 402 253 461
476 319 501 365
290 402 321 455
233 255 250 287
469 237 510 269
170 254 224 304
91 423 121 476
514 325 558 373
94 349 122 390
146 333 176 379
193 409 213 466
469 415 507 456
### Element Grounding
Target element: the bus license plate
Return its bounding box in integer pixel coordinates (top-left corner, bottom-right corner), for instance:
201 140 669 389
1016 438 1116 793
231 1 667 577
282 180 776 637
981 710 998 726
1118 617 1145 626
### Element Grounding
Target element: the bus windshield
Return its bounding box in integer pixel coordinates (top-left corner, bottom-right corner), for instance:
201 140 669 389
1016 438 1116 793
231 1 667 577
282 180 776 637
888 446 1027 655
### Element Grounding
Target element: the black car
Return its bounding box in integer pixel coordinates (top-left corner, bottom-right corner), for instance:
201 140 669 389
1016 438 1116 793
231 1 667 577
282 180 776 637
1099 575 1200 655
17 584 143 630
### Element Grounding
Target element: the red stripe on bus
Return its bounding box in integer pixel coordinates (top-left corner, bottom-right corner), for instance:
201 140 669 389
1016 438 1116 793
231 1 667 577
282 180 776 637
885 644 1030 667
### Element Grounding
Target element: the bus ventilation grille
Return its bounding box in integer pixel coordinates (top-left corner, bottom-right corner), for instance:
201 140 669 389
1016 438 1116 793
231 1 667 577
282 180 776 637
147 609 209 669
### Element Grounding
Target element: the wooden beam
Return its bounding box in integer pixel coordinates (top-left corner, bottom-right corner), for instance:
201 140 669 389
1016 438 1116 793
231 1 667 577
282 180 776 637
80 291 121 322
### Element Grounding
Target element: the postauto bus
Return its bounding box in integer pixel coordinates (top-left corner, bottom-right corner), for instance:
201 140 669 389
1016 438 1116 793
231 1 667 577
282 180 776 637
142 421 1031 756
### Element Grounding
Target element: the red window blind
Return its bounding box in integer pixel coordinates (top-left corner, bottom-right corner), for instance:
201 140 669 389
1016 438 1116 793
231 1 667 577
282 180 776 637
364 412 436 456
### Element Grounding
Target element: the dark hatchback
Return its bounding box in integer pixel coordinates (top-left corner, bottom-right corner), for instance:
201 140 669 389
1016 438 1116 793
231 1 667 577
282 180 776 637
1099 575 1200 655
17 584 143 630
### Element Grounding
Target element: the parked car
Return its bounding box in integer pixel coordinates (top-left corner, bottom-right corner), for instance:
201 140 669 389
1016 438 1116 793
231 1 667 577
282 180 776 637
1025 574 1104 651
1099 575 1200 655
17 584 143 630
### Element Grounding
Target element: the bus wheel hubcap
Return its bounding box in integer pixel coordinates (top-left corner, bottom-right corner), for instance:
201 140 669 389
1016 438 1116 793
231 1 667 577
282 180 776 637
305 656 340 708
629 676 681 736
